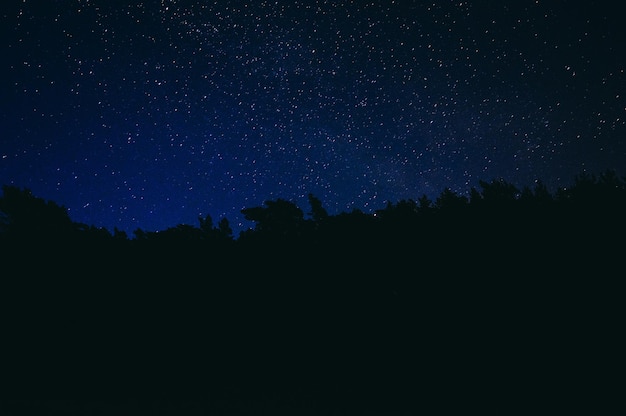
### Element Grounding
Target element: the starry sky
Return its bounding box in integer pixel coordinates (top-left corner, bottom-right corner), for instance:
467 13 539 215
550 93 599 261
2 0 625 236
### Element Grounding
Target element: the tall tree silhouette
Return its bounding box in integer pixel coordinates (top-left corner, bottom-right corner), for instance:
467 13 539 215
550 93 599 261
307 193 328 224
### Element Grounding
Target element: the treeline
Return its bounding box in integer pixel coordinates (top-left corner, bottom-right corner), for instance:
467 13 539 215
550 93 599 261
1 169 625 277
2 168 625 247
1 170 624 415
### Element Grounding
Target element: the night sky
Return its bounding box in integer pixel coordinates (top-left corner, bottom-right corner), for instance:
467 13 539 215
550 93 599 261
2 0 625 236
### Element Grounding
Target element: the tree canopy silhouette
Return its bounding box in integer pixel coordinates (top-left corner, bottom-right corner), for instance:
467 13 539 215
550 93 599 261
1 170 624 415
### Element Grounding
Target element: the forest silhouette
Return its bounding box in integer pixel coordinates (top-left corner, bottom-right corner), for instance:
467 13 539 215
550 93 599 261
1 170 624 415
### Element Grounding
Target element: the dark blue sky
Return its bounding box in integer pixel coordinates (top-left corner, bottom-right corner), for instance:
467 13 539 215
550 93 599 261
2 0 624 236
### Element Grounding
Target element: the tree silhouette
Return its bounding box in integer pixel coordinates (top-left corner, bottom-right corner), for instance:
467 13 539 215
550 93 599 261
434 187 468 212
241 198 305 237
216 217 233 239
0 185 75 239
477 178 519 206
307 193 328 224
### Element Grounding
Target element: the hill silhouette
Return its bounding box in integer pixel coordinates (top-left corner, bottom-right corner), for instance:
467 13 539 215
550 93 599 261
1 170 624 415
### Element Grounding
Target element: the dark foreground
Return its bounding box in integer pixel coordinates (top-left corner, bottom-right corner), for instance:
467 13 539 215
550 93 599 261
1 238 622 416
1 175 624 415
